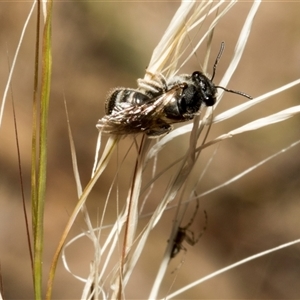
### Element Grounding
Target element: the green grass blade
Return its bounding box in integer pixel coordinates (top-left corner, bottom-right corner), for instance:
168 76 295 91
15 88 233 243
32 1 53 298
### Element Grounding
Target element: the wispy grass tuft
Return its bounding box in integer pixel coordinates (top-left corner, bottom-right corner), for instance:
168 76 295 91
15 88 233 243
53 1 300 299
3 1 299 299
2 1 54 299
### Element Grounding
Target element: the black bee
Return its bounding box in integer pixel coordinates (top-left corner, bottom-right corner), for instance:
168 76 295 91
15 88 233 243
98 82 190 137
97 43 252 138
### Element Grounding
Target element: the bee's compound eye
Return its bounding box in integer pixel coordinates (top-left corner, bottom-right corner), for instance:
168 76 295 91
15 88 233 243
203 95 216 106
192 71 202 82
192 71 207 90
191 71 217 107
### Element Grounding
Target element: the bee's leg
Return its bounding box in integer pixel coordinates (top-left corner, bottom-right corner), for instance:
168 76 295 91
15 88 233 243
137 73 168 96
146 123 172 138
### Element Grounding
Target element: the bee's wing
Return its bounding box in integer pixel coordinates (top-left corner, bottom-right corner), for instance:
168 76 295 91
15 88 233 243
97 85 185 136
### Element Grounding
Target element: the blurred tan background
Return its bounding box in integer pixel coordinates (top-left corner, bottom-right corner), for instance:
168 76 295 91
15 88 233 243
0 2 300 299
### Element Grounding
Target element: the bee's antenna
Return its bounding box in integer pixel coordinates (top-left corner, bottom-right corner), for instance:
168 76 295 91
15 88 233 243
211 42 253 100
215 85 253 100
211 42 225 81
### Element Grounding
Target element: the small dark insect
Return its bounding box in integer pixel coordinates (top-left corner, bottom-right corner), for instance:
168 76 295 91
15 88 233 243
97 42 252 138
170 199 207 259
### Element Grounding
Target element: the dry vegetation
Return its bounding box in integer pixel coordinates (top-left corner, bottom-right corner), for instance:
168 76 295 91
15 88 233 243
0 2 300 299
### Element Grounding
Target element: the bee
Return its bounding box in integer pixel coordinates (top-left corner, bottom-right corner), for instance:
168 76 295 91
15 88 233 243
97 73 216 137
97 42 252 138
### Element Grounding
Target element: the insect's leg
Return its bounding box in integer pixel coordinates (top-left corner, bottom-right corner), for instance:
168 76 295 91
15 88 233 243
144 71 168 89
196 209 208 241
171 245 187 275
181 197 200 230
185 210 207 246
146 122 172 138
153 73 168 90
137 72 168 96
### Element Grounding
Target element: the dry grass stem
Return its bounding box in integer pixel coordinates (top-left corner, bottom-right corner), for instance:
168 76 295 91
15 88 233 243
68 1 300 298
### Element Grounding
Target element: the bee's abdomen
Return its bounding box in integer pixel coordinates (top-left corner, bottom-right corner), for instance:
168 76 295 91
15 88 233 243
105 88 150 114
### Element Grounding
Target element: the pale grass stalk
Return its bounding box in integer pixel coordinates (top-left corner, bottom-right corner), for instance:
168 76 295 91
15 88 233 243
216 0 261 94
174 1 236 75
151 136 300 220
193 138 300 201
61 1 300 299
84 3 222 298
0 1 36 126
82 2 236 297
147 0 233 77
165 238 300 299
214 78 300 123
149 78 300 152
149 3 261 296
144 133 300 223
91 1 244 298
48 135 120 299
199 105 300 151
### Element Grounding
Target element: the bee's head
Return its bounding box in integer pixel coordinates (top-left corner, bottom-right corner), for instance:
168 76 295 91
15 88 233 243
191 71 217 107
